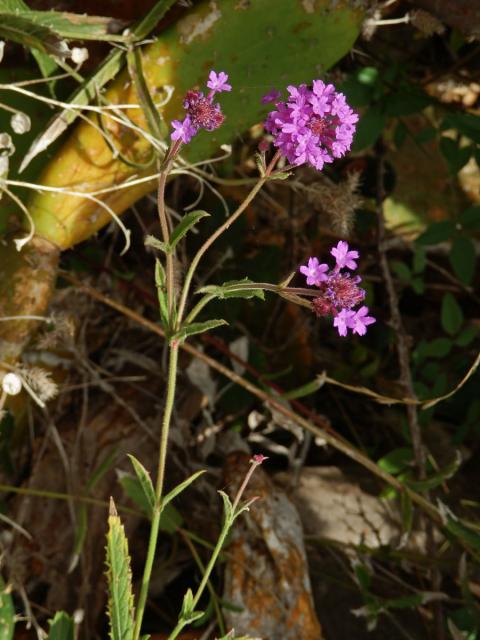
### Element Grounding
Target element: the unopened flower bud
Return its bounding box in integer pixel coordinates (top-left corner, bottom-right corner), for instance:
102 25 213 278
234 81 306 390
11 112 31 135
71 47 89 65
2 372 22 396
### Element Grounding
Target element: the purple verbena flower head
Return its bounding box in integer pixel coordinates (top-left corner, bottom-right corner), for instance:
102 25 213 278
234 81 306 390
170 70 230 144
300 240 375 337
207 70 232 94
331 240 359 270
299 257 329 286
171 116 196 144
263 80 358 171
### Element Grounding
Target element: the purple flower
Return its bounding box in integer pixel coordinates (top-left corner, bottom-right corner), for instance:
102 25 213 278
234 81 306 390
261 88 282 104
264 80 358 171
171 70 230 144
300 257 329 286
350 306 376 336
207 70 232 94
331 240 359 270
333 309 355 337
300 241 375 337
171 117 196 144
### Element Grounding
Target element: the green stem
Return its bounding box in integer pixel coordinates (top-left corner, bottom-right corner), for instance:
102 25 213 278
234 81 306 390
168 459 263 640
176 151 282 327
157 171 174 323
133 343 179 640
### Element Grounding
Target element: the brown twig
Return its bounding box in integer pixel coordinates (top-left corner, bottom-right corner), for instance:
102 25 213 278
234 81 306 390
375 143 444 640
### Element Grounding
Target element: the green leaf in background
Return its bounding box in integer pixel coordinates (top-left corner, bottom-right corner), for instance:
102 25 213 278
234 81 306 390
439 502 480 554
404 452 462 492
441 293 464 336
46 611 74 640
455 325 478 347
440 137 472 175
377 448 412 475
105 499 135 640
169 210 210 252
391 260 411 283
449 236 476 284
351 104 385 151
442 112 480 145
416 220 455 245
460 206 480 230
384 89 430 117
0 575 14 640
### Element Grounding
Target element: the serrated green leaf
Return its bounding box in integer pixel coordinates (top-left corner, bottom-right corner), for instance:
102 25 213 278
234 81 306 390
46 611 74 640
404 452 462 492
441 293 464 336
174 319 228 343
169 210 210 251
0 575 14 640
449 236 476 284
128 455 156 513
198 278 265 301
105 499 135 640
161 470 206 511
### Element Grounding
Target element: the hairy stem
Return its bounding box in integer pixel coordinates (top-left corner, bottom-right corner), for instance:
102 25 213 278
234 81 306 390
133 343 179 640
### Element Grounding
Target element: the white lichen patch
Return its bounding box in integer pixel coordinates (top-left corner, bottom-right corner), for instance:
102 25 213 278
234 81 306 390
177 1 221 45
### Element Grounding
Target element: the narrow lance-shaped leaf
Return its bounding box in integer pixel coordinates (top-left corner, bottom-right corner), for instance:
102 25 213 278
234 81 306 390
198 278 265 301
105 498 135 640
161 470 206 511
174 319 228 343
127 454 156 512
404 451 462 492
168 210 210 252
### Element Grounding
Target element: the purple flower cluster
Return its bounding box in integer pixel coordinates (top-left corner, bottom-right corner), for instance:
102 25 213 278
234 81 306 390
171 70 231 144
300 241 375 337
263 81 358 171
